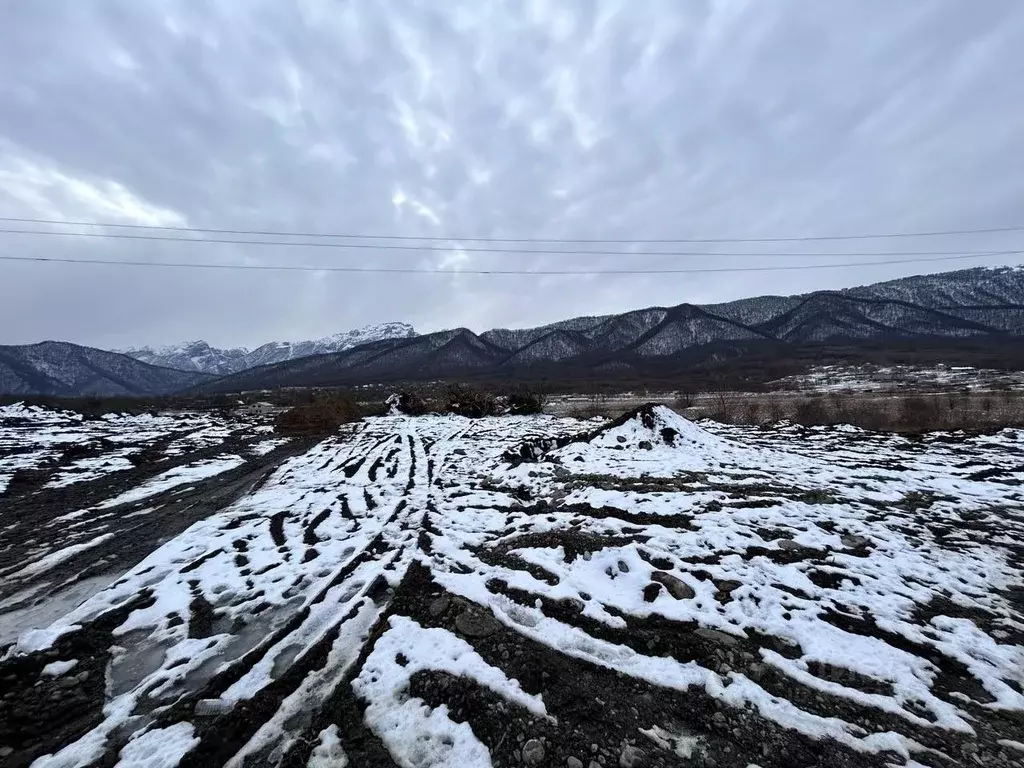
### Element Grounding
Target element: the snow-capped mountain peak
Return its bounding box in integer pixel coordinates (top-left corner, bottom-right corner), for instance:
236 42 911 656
120 323 417 374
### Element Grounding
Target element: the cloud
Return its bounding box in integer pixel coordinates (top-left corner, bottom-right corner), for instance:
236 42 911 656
0 0 1022 348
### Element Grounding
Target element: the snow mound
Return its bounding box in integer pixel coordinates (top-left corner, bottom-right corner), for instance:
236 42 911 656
588 404 728 452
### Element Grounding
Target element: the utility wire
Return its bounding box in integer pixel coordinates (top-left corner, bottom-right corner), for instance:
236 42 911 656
0 215 1022 244
0 227 1017 258
0 250 1017 275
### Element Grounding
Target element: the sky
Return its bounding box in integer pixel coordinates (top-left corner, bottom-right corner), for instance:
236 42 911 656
1 0 1023 350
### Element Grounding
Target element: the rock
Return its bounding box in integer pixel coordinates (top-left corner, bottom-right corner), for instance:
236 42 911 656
455 609 501 638
840 533 870 549
616 435 627 443
428 595 451 618
695 627 741 647
619 745 646 767
776 539 806 551
567 758 584 768
522 738 545 764
617 560 630 573
651 571 695 600
589 762 602 768
713 579 741 593
0 746 13 758
561 597 585 614
642 583 662 602
637 441 653 451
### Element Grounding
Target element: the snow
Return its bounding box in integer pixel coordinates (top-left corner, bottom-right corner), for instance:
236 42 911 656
355 617 546 768
4 404 1022 765
41 658 78 676
94 455 244 509
307 725 348 767
249 438 289 456
115 723 199 768
20 534 116 577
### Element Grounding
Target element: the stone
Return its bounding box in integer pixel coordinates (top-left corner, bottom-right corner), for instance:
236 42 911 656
840 533 870 549
560 597 585 614
618 745 646 767
642 583 662 603
567 758 584 768
522 738 545 764
455 609 501 638
694 627 741 647
428 595 451 618
0 746 13 758
637 441 653 450
651 571 695 600
776 539 806 551
713 579 742 593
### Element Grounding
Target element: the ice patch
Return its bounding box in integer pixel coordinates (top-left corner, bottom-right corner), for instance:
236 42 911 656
115 723 199 768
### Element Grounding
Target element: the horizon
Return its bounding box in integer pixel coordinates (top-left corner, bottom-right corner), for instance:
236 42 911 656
3 262 1020 351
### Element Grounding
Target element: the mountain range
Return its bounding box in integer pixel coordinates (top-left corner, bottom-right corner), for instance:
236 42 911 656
120 322 417 374
3 267 1024 396
198 266 1024 392
0 342 211 396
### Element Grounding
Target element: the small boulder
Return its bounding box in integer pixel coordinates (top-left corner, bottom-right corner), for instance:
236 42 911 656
455 608 501 638
619 745 646 767
840 533 870 549
651 571 695 600
522 738 546 765
428 595 451 618
694 627 741 647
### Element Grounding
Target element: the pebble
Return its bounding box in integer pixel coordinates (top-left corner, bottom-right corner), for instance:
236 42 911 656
522 738 545 764
618 745 645 767
651 571 695 600
567 758 584 768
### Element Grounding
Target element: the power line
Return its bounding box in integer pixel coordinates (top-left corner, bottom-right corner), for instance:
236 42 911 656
0 250 1016 275
0 227 1016 258
0 215 1022 244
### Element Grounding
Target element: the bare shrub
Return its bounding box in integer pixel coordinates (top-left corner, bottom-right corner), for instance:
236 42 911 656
388 391 428 416
275 392 362 436
793 396 829 425
674 392 694 410
445 385 497 418
504 386 546 415
741 402 760 425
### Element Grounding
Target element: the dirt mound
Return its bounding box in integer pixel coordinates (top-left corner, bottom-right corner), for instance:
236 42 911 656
504 403 725 464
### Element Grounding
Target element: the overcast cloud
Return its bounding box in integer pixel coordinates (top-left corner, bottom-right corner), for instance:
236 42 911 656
1 0 1023 349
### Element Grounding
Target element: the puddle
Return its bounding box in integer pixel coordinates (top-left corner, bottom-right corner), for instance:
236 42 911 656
0 570 126 648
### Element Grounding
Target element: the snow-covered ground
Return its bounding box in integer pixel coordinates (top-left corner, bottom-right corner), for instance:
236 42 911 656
769 363 1024 393
1 405 1022 767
